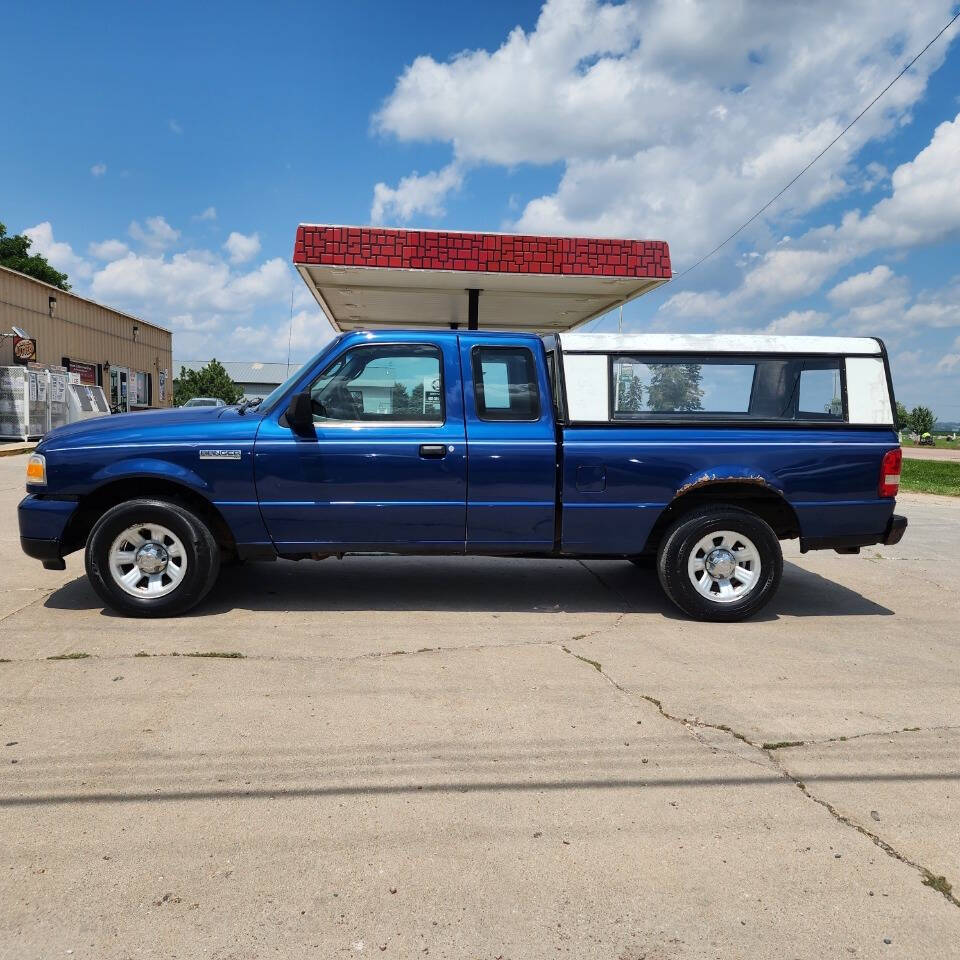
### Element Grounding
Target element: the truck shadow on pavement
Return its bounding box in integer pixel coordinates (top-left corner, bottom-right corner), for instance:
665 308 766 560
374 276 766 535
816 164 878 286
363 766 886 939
43 556 893 619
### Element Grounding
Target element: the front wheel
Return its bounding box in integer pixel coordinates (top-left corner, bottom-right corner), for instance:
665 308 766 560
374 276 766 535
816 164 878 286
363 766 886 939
656 505 782 622
85 498 221 617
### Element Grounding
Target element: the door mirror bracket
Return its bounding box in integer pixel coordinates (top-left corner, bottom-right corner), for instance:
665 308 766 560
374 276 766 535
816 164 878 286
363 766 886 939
283 392 315 436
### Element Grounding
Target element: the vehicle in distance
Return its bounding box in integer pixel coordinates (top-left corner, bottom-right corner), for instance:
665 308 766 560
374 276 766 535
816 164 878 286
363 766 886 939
19 331 906 621
180 397 227 408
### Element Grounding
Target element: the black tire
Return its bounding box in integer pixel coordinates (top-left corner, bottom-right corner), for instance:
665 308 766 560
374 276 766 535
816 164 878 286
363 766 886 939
656 504 782 622
85 498 221 617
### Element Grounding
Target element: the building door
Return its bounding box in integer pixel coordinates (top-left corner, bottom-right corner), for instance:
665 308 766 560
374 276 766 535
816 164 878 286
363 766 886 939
110 368 130 413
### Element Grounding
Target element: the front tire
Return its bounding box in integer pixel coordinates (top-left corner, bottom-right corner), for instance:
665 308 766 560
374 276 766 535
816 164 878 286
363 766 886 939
657 505 782 622
85 498 221 617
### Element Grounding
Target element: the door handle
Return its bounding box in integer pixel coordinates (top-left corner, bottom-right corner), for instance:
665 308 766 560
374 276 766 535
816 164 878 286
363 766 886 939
419 443 448 458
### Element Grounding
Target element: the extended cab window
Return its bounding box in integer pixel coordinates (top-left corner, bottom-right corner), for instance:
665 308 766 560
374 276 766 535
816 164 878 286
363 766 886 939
472 346 540 421
309 344 443 423
611 356 844 421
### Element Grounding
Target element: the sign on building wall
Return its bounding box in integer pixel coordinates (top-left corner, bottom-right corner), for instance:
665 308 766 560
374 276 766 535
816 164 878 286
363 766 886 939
159 369 167 403
13 336 37 365
67 360 97 385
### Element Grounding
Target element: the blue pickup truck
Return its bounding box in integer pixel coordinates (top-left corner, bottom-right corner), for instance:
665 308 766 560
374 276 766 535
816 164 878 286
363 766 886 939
19 330 905 621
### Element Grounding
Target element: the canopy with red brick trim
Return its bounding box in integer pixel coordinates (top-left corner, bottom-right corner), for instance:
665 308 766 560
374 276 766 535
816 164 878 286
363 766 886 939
293 225 671 333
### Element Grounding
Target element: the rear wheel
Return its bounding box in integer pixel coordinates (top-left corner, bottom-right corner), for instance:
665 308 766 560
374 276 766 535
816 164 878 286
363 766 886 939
656 505 782 622
85 499 220 617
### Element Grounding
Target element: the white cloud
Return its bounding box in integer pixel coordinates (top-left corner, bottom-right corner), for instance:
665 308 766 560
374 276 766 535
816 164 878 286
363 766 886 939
169 119 183 135
828 265 899 305
128 216 180 250
223 231 261 264
288 309 337 353
373 0 958 260
903 277 960 329
195 206 217 221
90 163 107 177
661 110 960 320
763 310 829 334
91 252 290 313
22 222 91 279
936 353 960 373
371 162 463 224
88 239 130 260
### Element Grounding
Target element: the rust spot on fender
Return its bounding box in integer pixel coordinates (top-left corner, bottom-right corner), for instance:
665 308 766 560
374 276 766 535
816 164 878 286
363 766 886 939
675 473 772 497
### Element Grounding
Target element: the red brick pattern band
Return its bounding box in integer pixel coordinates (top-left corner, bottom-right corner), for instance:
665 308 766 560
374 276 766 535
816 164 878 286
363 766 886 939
294 225 671 278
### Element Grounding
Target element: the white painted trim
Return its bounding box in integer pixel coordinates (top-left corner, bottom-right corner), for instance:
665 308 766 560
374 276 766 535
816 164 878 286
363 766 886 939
559 333 881 355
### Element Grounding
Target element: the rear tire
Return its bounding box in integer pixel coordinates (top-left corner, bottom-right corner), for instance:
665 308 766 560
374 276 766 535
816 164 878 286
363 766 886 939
656 505 782 622
85 498 221 617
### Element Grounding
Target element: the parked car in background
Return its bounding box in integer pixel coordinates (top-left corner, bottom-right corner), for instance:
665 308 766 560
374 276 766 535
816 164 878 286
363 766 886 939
19 331 905 622
180 397 226 408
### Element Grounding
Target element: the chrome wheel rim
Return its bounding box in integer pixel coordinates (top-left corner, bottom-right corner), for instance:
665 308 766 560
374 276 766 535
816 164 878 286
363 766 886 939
687 530 761 604
108 523 188 599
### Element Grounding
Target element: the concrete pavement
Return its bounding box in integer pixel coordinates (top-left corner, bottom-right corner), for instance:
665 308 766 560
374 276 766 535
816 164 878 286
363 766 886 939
902 445 960 461
1 454 958 958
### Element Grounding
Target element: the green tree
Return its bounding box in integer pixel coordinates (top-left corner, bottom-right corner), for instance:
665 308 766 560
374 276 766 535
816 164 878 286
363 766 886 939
647 363 703 412
0 222 70 289
909 405 936 436
616 366 644 413
895 401 910 431
173 359 244 406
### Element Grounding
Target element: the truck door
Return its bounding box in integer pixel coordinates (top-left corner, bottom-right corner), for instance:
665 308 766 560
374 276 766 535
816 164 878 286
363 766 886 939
458 335 557 552
254 337 467 553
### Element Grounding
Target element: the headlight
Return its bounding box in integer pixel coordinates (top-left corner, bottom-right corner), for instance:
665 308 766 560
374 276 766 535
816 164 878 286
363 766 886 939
26 453 46 486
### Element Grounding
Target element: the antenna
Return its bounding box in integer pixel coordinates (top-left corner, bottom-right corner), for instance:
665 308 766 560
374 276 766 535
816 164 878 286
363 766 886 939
286 287 294 376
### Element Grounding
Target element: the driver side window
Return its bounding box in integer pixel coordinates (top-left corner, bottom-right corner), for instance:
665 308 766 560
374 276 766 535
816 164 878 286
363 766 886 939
309 344 444 424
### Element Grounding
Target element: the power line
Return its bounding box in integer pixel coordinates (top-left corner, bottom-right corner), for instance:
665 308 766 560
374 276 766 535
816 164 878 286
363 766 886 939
674 9 960 282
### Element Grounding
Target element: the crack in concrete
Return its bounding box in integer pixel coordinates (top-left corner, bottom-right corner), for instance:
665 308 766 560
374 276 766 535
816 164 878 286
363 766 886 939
763 724 960 751
0 636 563 667
559 643 960 910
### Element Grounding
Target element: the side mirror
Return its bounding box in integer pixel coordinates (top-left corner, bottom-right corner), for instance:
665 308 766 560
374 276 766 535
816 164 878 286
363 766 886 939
284 392 315 435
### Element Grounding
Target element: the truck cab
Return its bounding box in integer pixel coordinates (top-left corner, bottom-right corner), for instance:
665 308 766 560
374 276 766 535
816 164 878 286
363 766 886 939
19 327 905 622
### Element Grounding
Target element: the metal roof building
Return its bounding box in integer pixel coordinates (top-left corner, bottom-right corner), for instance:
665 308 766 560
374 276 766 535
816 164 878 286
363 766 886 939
174 360 302 402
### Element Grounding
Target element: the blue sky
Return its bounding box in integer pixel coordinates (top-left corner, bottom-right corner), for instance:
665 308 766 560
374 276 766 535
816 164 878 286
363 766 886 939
4 1 959 417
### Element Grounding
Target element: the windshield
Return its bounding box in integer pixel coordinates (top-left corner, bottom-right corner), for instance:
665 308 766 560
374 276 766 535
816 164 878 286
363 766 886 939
185 398 218 406
259 337 343 413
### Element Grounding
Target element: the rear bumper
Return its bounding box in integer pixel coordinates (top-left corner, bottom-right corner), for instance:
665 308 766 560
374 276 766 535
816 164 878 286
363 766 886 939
800 513 907 553
18 495 79 569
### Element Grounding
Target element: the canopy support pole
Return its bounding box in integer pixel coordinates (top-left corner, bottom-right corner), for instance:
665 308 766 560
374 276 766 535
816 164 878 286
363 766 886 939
467 288 480 330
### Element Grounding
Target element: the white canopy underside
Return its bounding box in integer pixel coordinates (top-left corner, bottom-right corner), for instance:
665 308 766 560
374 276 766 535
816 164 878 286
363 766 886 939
297 264 669 333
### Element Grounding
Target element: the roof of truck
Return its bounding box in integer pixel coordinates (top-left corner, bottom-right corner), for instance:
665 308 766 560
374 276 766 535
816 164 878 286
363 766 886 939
293 224 671 333
558 333 883 355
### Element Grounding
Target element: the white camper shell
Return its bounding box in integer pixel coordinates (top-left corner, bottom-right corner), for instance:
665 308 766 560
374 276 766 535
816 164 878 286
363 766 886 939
555 334 895 427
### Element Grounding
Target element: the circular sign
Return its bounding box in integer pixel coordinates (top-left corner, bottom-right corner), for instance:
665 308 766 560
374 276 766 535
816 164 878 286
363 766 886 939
13 337 36 362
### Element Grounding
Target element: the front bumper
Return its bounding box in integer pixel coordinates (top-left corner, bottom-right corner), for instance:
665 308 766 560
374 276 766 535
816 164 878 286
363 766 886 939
18 495 79 569
800 513 907 553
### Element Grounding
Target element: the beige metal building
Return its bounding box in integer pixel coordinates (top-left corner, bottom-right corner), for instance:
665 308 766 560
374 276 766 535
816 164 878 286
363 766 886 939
0 265 172 410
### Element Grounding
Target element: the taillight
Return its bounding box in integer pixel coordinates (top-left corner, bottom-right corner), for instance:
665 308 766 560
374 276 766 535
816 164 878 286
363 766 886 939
879 447 901 498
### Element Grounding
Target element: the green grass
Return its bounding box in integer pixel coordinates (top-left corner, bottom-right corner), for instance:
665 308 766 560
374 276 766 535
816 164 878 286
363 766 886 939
900 458 960 496
183 651 245 659
901 437 958 450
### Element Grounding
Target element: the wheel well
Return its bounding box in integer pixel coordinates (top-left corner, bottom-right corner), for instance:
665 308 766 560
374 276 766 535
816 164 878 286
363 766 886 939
642 482 800 555
62 477 237 557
